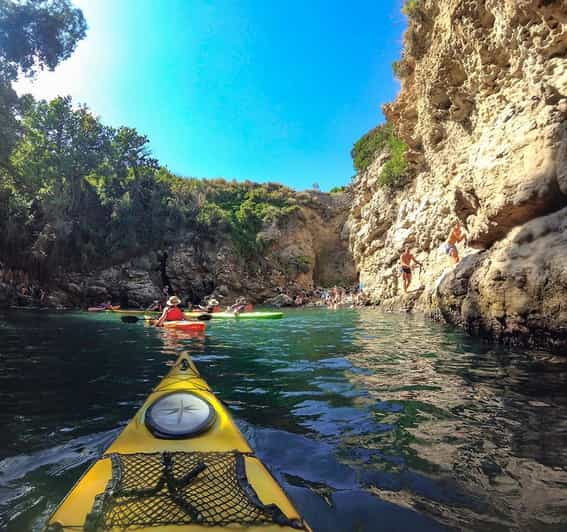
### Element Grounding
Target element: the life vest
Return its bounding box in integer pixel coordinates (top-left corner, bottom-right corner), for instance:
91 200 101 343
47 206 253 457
165 306 184 321
244 304 253 312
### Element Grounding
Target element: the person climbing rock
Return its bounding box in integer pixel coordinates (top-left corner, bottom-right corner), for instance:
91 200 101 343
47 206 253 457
400 246 421 293
445 222 466 264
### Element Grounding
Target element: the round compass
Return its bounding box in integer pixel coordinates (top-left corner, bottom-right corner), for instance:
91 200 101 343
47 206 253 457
145 391 216 439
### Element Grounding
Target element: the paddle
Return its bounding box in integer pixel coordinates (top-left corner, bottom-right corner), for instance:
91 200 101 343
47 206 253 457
121 313 211 324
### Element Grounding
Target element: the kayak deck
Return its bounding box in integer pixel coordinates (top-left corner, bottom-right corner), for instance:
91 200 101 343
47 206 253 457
47 354 307 531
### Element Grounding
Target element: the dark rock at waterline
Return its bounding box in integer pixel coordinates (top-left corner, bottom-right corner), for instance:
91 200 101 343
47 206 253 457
264 294 295 307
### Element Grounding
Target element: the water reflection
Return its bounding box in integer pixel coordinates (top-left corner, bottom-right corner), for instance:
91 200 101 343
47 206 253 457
342 311 567 531
0 309 566 531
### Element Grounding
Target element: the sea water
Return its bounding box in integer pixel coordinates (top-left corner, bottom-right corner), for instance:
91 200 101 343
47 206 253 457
1 308 566 531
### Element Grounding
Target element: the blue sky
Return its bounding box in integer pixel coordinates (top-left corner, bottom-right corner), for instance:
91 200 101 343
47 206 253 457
16 1 406 191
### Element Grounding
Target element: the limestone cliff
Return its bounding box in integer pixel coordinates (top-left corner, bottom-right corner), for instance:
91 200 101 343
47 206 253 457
349 0 567 350
49 191 355 308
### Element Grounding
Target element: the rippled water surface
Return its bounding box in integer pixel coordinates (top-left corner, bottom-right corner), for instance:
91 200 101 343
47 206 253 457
1 308 567 531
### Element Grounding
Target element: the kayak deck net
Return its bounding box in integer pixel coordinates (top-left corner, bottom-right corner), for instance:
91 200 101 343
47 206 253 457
83 451 306 531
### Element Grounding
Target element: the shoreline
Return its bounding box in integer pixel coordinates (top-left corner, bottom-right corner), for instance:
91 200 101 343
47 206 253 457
3 297 565 354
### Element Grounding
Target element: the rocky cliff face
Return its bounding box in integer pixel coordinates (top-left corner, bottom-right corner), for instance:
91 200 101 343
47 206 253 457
349 0 567 350
47 191 355 308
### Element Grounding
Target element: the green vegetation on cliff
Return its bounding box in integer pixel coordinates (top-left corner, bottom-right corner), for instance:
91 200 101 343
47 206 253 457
392 58 412 79
0 96 302 275
351 123 408 187
329 185 349 194
402 0 423 18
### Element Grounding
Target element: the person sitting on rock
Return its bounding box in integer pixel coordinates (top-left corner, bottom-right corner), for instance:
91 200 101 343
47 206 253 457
445 222 466 264
400 246 422 293
156 295 185 326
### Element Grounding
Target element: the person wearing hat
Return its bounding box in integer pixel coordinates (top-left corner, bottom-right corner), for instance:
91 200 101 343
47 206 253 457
227 296 248 314
156 295 185 326
197 295 220 313
206 297 220 313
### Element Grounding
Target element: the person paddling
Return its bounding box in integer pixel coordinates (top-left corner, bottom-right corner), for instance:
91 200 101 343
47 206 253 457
198 296 220 313
227 297 247 314
156 295 185 326
400 246 422 293
146 299 162 312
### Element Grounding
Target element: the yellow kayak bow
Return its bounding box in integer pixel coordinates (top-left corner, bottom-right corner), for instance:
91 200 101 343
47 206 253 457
46 354 309 531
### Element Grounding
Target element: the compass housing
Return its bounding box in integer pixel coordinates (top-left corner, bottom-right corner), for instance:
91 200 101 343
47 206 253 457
145 391 216 439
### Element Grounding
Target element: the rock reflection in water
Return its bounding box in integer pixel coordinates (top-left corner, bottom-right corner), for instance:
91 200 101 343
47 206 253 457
345 310 567 531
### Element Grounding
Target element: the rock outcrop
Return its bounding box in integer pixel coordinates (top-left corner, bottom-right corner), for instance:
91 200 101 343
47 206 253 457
48 191 356 308
349 0 567 350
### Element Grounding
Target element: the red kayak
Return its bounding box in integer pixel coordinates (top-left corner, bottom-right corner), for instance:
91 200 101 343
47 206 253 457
163 320 206 332
148 319 206 333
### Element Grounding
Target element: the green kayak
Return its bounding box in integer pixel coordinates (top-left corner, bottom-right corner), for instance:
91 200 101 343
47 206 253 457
108 309 159 316
187 311 284 320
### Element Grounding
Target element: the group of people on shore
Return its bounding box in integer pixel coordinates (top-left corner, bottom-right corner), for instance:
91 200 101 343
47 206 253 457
399 222 466 293
0 265 48 304
274 285 369 309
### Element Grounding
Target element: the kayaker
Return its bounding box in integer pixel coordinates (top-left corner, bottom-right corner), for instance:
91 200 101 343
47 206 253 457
146 299 162 312
207 297 220 312
156 295 185 326
227 297 247 314
197 296 219 313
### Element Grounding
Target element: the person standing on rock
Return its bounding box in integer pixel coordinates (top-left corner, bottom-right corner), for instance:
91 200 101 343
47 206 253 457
400 246 422 293
445 222 466 264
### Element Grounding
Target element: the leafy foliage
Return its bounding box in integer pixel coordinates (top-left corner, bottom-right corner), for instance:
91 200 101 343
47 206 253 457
402 0 423 19
378 134 408 188
352 126 386 174
0 3 305 274
0 0 86 81
351 122 408 188
0 97 303 273
329 185 349 194
0 0 86 169
392 59 412 79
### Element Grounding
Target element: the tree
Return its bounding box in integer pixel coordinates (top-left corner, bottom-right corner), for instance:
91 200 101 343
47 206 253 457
111 127 158 180
0 0 86 81
0 0 86 168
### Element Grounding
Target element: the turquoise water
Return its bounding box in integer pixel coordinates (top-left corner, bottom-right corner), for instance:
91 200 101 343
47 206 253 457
1 308 567 531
